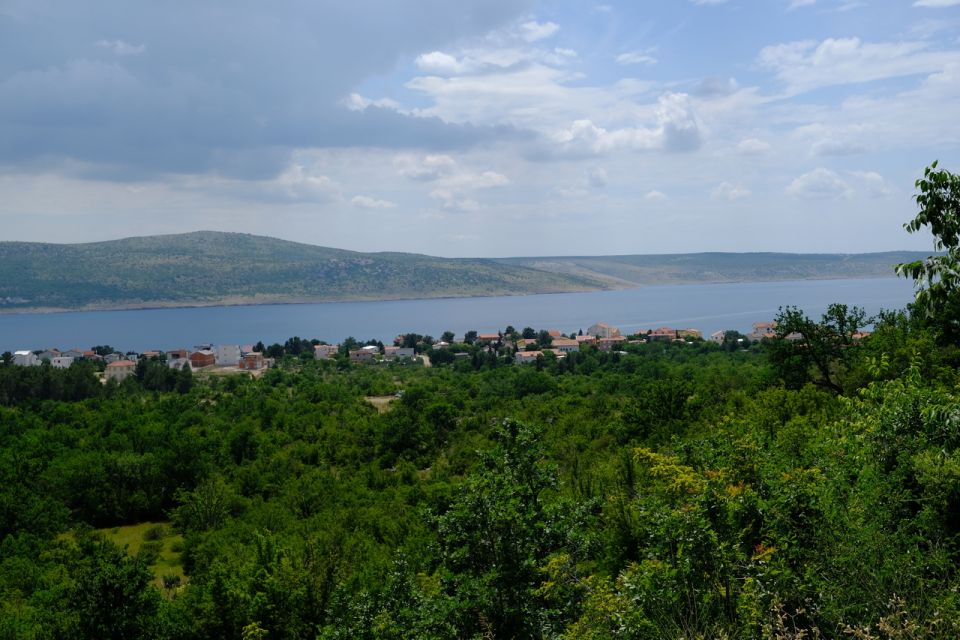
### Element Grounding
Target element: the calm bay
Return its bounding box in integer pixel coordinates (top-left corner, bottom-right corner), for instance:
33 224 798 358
0 277 916 352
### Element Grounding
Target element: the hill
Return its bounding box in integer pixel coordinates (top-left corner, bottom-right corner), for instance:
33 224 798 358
0 232 610 312
496 251 930 286
0 232 928 312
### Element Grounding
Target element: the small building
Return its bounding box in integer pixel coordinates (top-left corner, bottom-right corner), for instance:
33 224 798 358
677 328 703 340
51 356 74 369
349 349 376 363
598 336 628 352
141 350 162 360
384 346 415 360
647 327 677 342
588 322 621 339
61 349 85 360
477 333 501 345
710 330 726 344
547 329 563 337
551 338 580 354
515 350 543 364
314 344 339 360
239 352 266 370
576 334 597 346
105 360 136 382
104 353 123 364
38 348 61 362
189 350 216 369
13 351 40 367
750 321 777 341
215 345 241 367
167 349 191 370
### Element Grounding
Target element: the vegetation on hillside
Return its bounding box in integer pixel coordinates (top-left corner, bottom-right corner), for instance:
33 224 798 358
0 232 610 311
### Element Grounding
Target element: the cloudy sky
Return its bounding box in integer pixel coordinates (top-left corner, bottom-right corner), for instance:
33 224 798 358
1 0 958 256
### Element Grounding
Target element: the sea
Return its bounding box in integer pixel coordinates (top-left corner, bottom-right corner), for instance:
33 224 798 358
0 277 916 352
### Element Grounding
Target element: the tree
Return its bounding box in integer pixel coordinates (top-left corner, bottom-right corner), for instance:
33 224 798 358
768 304 867 394
68 538 161 639
436 421 561 638
463 331 478 345
896 161 960 342
522 327 537 339
441 331 455 343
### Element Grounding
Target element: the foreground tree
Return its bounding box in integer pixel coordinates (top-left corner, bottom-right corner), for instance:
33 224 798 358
768 303 867 393
896 161 960 342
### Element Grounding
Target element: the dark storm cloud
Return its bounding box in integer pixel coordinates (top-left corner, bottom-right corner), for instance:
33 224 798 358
0 0 533 179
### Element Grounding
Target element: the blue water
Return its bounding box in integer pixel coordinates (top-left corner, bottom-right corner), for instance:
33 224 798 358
0 278 916 352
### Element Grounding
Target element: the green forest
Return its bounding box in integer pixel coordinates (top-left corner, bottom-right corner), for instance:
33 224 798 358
2 164 960 639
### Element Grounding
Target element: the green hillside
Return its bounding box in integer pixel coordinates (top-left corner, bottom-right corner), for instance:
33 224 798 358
0 232 610 311
0 232 930 312
497 251 933 286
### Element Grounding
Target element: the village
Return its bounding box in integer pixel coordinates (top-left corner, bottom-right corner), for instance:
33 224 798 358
4 318 861 380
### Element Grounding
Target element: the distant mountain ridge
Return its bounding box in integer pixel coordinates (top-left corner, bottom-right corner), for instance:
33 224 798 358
0 231 927 312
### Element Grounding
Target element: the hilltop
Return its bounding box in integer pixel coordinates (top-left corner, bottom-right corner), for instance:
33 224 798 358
0 231 928 312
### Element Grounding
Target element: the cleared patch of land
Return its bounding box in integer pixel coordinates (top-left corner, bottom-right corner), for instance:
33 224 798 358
365 395 398 413
98 522 185 589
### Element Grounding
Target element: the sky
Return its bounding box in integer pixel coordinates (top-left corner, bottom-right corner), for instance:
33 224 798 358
1 0 958 257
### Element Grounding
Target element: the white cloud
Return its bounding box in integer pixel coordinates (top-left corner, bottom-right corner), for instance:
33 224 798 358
737 138 771 154
786 168 852 199
811 138 867 155
691 0 727 4
712 182 751 200
520 21 559 42
351 195 397 209
588 167 609 187
415 51 470 75
429 189 481 212
95 40 146 56
757 37 960 95
850 171 893 198
644 190 668 201
394 154 457 180
788 0 816 8
616 51 657 65
914 0 960 6
552 92 701 155
344 93 403 112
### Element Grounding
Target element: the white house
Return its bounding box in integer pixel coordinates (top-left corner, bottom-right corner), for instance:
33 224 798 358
13 351 40 366
550 338 580 354
710 330 726 344
51 356 74 369
215 344 241 367
314 344 339 360
515 350 543 364
384 346 415 360
105 360 136 382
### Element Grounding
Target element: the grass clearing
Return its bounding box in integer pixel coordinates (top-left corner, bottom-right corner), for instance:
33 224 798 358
98 522 186 590
365 395 397 413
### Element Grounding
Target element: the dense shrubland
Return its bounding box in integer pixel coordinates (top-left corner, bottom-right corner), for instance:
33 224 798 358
1 309 960 638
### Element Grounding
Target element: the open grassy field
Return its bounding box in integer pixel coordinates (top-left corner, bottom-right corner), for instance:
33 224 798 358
98 522 185 590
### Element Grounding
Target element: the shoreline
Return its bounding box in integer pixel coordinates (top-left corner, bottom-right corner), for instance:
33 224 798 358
0 274 910 316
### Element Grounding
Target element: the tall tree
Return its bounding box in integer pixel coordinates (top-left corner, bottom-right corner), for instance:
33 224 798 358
896 161 960 342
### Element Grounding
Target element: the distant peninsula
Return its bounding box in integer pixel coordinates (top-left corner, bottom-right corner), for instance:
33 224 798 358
0 231 927 313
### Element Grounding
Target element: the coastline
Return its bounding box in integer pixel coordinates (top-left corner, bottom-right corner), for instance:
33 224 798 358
0 273 909 316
